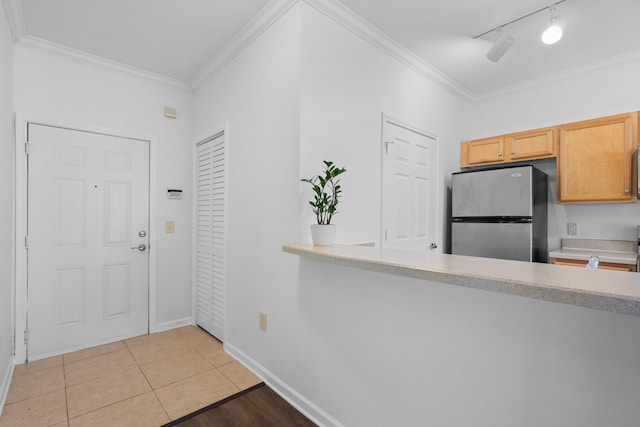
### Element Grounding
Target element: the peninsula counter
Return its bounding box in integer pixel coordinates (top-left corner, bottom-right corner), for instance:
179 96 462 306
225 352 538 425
283 243 640 317
282 243 640 426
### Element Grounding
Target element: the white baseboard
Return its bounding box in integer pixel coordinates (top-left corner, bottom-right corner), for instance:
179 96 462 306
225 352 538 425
0 356 15 418
224 343 343 427
152 317 193 333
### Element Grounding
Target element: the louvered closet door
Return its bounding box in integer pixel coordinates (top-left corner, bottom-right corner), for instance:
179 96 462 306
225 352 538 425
195 132 226 341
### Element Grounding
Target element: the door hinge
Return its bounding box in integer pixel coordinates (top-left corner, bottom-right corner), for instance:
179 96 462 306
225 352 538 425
24 142 31 155
24 235 28 249
24 329 29 344
384 230 388 241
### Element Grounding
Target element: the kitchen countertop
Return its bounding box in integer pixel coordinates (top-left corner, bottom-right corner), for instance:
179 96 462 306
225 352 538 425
283 243 640 317
548 238 637 265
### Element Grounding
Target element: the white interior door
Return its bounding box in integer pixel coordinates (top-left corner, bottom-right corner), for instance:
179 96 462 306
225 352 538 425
381 117 439 252
27 124 150 359
195 132 226 341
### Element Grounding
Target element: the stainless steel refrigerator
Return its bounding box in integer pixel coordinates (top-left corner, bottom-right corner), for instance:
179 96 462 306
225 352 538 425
451 165 548 262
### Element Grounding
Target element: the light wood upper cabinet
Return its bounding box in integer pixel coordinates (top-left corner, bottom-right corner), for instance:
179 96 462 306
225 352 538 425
557 112 637 203
461 136 505 166
460 127 556 168
506 128 556 161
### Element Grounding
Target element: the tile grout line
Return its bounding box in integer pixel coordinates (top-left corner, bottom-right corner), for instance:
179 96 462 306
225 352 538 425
152 328 239 421
67 340 162 424
126 336 175 423
62 354 70 425
5 328 246 426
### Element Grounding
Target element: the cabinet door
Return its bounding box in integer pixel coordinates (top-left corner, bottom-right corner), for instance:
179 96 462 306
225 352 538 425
462 137 505 167
506 128 556 161
557 113 637 203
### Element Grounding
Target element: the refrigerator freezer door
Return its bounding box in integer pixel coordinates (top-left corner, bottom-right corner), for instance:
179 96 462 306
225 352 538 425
451 222 533 262
452 166 533 217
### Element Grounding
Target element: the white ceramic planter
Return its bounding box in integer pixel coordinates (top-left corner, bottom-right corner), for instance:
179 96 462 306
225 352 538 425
310 224 337 246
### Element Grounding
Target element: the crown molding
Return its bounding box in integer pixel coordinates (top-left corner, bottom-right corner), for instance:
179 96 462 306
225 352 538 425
302 0 473 102
474 48 640 102
3 0 26 42
191 0 299 90
190 0 474 101
16 35 192 93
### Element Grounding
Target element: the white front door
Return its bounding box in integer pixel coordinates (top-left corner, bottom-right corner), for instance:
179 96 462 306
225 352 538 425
381 117 439 252
27 124 150 359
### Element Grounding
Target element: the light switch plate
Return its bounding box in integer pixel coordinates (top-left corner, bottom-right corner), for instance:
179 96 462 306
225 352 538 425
164 106 177 119
165 221 175 233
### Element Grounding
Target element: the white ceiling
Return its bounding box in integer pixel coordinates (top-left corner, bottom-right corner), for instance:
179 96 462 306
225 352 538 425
11 0 640 96
17 0 271 82
339 0 640 95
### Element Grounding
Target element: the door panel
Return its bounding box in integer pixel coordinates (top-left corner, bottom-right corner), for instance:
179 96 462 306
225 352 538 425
195 133 226 341
382 119 438 252
27 124 149 359
452 166 533 218
451 222 533 262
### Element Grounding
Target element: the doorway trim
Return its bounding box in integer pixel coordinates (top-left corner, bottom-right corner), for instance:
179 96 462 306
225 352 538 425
380 113 442 251
13 115 158 362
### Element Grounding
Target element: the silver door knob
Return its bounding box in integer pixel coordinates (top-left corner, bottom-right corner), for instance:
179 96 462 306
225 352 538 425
132 244 147 252
429 242 438 250
138 230 147 237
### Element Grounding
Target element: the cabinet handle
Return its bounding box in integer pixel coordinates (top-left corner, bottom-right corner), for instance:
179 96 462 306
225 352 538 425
498 152 503 157
624 189 630 194
510 150 515 155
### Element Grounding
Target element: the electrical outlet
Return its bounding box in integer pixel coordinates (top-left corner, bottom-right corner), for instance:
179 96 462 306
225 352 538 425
567 222 578 236
259 312 267 331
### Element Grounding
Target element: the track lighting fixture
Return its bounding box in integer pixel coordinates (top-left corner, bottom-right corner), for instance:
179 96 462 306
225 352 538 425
473 1 566 62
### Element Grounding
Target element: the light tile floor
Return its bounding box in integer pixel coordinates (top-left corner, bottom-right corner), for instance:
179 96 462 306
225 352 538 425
0 326 262 427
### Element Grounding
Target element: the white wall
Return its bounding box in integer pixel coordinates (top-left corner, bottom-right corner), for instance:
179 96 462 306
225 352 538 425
300 3 470 247
298 258 640 427
0 2 14 411
13 47 195 330
469 56 640 248
193 2 478 425
193 0 302 373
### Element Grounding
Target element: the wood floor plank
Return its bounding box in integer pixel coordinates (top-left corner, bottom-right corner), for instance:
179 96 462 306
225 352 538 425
166 384 316 427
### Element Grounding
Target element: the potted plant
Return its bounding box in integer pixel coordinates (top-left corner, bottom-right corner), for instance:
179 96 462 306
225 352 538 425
301 160 347 245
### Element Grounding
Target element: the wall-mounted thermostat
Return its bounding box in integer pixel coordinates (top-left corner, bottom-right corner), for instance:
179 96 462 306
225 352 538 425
167 189 182 199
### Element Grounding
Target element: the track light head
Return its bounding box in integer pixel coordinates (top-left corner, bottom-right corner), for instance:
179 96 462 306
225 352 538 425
486 30 514 63
541 5 563 45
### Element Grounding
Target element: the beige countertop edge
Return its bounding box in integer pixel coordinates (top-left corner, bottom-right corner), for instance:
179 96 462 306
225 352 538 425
283 244 640 318
549 248 637 265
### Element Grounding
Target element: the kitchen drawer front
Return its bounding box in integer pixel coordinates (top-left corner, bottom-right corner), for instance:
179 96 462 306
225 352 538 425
549 257 637 272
